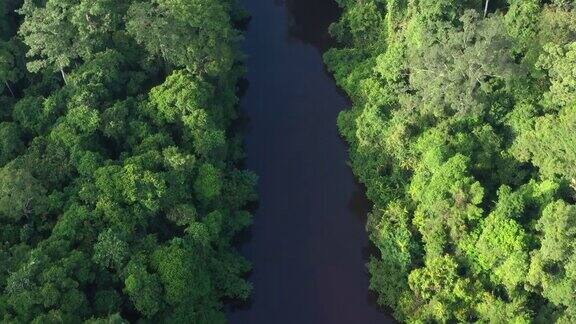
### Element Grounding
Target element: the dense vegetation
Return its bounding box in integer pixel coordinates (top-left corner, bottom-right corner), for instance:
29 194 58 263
326 0 576 322
0 0 256 322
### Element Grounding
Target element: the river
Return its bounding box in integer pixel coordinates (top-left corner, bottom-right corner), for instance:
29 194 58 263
228 0 394 323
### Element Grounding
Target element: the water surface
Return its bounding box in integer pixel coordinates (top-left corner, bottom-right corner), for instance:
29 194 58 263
229 0 394 323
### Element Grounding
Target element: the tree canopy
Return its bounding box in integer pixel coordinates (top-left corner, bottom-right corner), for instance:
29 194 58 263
0 0 254 322
326 0 576 322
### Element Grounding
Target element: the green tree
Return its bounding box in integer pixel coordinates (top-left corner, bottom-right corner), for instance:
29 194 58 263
528 201 576 322
512 105 576 180
126 0 240 75
18 0 80 83
93 229 129 270
402 255 482 322
124 258 163 318
407 11 519 119
0 40 18 96
0 122 24 166
0 164 47 221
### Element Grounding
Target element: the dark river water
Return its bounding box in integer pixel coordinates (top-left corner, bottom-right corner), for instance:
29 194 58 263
229 0 394 323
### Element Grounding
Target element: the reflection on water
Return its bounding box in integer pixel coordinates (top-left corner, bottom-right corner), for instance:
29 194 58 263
284 0 341 51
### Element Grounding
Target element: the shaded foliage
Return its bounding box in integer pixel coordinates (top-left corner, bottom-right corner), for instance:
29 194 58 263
0 0 255 322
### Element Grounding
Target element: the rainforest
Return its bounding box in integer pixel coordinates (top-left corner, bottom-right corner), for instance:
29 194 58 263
326 0 576 322
0 0 575 323
0 0 256 322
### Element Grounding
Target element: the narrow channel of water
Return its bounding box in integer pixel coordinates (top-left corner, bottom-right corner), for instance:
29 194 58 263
229 0 394 323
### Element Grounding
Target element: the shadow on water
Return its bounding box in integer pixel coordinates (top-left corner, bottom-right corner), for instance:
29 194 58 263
228 0 395 323
284 0 341 51
348 181 373 222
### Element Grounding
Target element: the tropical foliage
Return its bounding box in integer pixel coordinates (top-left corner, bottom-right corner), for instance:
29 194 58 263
0 0 255 322
326 0 576 322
